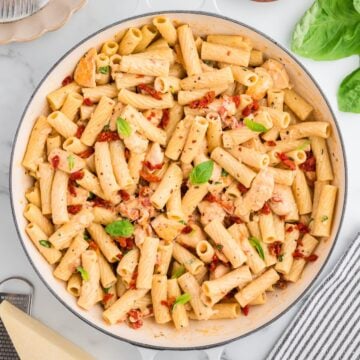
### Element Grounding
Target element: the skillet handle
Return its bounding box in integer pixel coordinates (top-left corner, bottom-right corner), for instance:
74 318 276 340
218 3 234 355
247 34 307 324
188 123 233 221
137 347 158 360
197 0 221 14
203 346 224 360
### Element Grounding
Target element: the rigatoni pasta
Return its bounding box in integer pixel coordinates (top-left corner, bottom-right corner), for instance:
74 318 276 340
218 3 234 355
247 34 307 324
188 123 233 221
21 16 338 331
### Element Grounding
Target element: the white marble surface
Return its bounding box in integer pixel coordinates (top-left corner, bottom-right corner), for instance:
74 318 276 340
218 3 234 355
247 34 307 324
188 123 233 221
0 0 359 359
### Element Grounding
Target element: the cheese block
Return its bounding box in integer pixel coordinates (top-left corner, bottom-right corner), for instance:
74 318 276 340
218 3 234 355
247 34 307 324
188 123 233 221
0 301 95 360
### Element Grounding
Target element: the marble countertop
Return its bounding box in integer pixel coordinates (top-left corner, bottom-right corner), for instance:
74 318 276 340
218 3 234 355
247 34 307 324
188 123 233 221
0 0 359 359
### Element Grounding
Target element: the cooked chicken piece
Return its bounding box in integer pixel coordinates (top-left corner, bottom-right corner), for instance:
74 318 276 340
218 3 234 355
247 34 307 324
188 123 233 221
124 132 148 154
269 184 296 216
208 95 237 119
243 169 274 212
262 59 290 90
246 67 274 101
198 201 226 226
134 224 152 247
145 142 164 169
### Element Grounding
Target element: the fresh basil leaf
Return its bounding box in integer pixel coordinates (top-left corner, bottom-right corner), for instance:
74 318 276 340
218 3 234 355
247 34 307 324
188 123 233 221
249 236 265 260
172 293 191 309
189 160 214 184
87 192 95 201
291 0 360 60
354 0 360 13
221 169 228 177
105 220 134 237
77 266 89 281
171 265 186 279
338 68 360 113
83 231 90 241
67 155 75 171
178 220 186 225
244 118 267 133
39 240 51 248
103 287 111 293
278 254 284 262
99 66 109 74
116 117 132 137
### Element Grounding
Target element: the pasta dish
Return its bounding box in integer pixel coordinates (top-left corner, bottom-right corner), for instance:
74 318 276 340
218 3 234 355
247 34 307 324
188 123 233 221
21 16 337 330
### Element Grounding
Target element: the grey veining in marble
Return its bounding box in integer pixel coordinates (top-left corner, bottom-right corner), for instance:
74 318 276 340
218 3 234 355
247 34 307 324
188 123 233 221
0 0 359 359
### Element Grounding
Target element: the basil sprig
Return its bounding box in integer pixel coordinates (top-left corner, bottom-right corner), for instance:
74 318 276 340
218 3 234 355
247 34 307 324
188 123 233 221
39 240 51 248
171 265 186 279
77 266 89 281
116 117 132 138
244 118 267 133
172 293 191 310
67 155 75 171
249 236 265 260
189 160 214 185
105 219 134 237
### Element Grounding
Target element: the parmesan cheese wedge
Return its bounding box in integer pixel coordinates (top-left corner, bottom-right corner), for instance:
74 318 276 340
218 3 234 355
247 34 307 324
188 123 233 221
0 300 95 360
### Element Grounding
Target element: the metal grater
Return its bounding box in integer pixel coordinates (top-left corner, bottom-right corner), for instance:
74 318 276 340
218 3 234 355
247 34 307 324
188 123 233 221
0 277 34 360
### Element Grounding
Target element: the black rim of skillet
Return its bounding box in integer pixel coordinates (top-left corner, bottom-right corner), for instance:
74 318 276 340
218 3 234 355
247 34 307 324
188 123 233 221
9 10 348 352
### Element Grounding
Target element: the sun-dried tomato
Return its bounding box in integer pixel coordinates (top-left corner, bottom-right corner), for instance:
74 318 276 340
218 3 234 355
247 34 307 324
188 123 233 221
69 170 84 181
158 109 170 129
227 216 243 225
242 305 250 316
75 125 85 139
232 95 241 108
268 242 282 257
161 300 169 308
204 193 217 203
237 182 249 194
50 155 60 169
242 100 259 117
208 255 219 272
97 131 119 142
266 140 277 147
78 148 94 159
140 169 161 183
92 197 113 209
62 75 73 86
102 293 114 304
143 161 163 171
137 83 162 100
306 254 318 262
189 91 215 109
68 181 77 197
277 152 296 170
119 189 130 201
83 98 93 106
296 222 310 234
88 241 98 251
275 278 288 290
181 225 193 234
300 151 316 172
286 226 294 233
128 270 138 289
67 204 82 214
260 202 271 215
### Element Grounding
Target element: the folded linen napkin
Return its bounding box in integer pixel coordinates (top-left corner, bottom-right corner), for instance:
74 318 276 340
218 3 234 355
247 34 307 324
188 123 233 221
267 233 360 360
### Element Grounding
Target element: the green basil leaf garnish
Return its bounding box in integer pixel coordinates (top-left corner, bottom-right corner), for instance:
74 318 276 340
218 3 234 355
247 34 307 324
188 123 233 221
172 293 191 310
116 117 132 138
189 160 214 185
244 118 267 133
39 240 51 248
77 266 89 281
291 0 360 61
338 68 360 113
171 265 186 279
249 236 265 260
67 155 75 171
105 219 134 237
99 66 110 74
